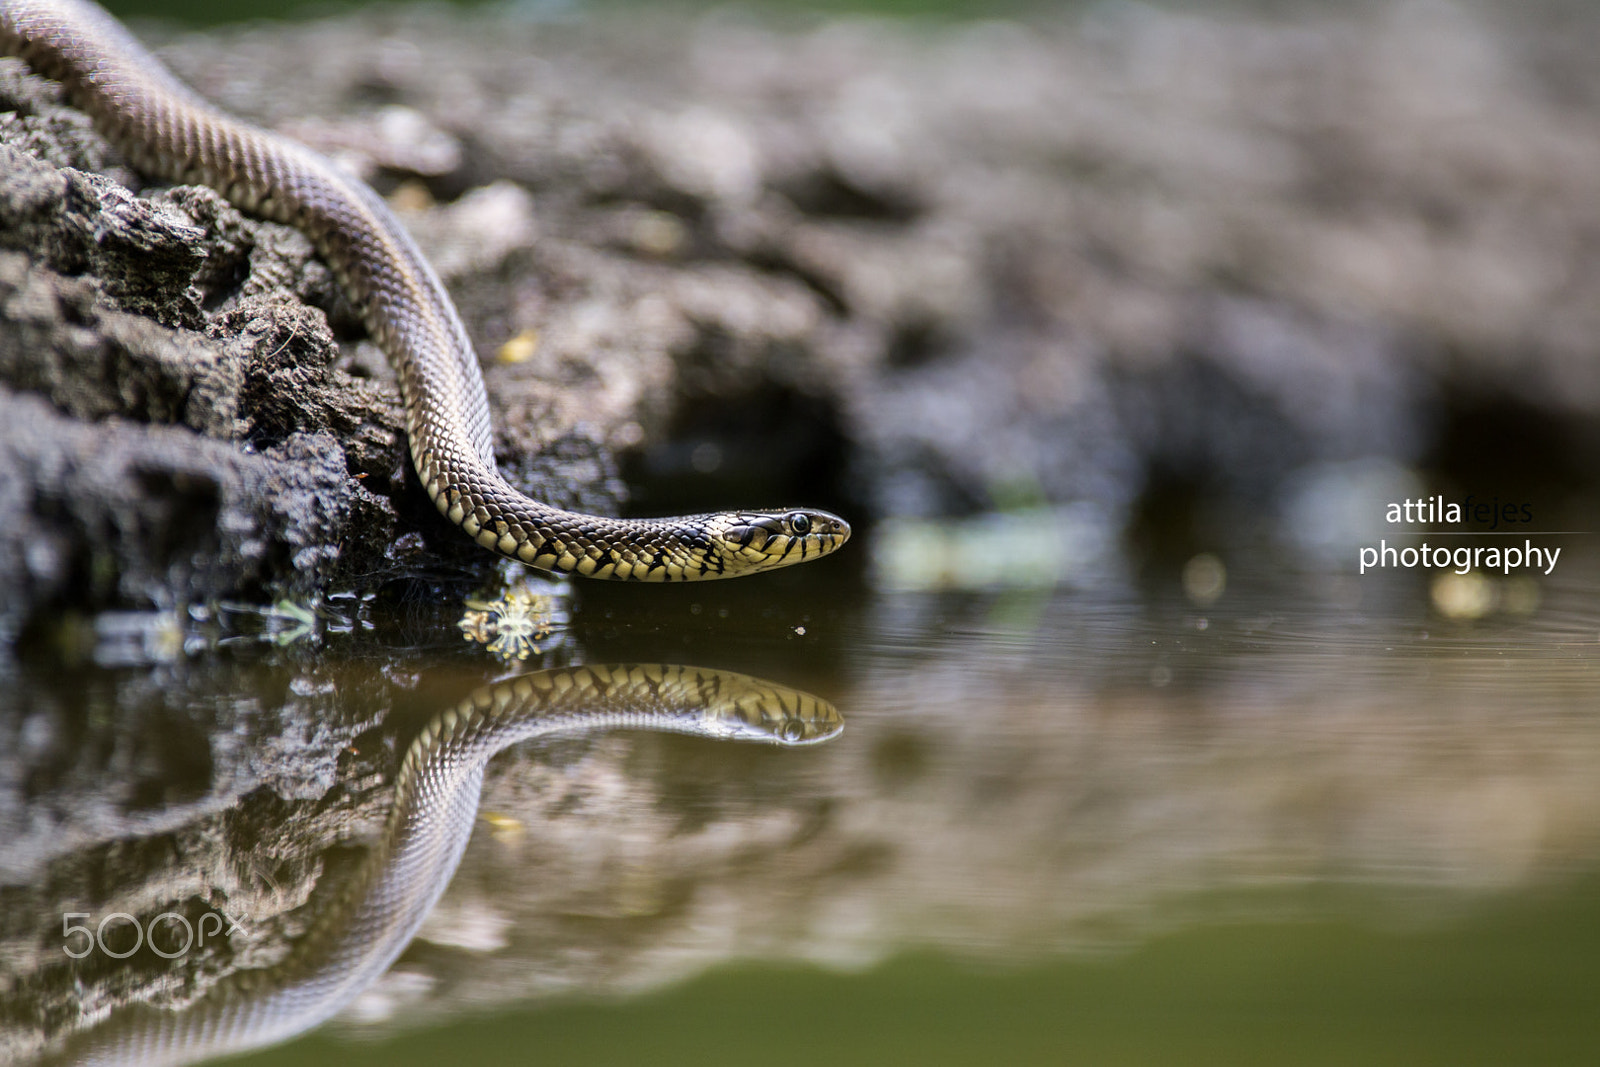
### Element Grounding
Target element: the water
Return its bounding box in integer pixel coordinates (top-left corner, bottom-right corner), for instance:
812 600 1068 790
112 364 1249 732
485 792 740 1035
6 530 1600 1065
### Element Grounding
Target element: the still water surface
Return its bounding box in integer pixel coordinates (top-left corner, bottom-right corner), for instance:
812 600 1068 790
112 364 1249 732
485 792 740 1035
6 537 1600 1065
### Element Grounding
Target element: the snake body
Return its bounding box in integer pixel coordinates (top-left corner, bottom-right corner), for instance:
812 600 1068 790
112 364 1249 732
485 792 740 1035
48 664 841 1067
0 0 849 580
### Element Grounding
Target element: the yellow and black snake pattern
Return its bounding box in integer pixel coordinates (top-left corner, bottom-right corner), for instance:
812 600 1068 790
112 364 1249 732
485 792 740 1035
44 664 841 1066
0 0 850 580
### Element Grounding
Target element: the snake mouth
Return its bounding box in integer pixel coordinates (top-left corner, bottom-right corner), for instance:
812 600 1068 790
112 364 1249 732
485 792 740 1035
779 719 846 745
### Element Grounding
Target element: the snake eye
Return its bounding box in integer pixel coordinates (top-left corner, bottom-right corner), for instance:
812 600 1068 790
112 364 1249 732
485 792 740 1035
788 512 811 535
782 719 807 742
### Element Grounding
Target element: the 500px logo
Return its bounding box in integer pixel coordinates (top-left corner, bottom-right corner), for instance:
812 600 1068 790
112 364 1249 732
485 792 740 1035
62 910 249 959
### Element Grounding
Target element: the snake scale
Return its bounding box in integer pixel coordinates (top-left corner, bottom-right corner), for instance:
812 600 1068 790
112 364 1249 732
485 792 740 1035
0 0 850 580
47 664 841 1066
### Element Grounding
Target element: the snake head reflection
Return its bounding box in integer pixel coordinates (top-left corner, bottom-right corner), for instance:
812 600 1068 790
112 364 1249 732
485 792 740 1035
456 664 843 748
706 677 845 746
714 508 851 577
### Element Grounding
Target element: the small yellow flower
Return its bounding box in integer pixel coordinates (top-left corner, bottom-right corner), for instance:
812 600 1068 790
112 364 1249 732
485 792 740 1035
457 588 554 662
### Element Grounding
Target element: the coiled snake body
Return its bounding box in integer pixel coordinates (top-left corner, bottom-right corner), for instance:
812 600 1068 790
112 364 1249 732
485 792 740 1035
48 664 842 1066
1 0 850 580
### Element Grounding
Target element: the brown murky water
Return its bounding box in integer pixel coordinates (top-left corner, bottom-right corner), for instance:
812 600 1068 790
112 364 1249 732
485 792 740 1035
6 525 1600 1065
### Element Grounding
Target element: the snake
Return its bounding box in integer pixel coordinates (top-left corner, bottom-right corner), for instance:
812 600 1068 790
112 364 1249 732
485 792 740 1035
0 0 850 581
44 663 842 1066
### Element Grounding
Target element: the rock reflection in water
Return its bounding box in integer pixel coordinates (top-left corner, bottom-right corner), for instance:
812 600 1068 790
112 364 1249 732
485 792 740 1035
295 576 1600 1044
808 581 1600 957
7 575 1600 1059
3 665 840 1066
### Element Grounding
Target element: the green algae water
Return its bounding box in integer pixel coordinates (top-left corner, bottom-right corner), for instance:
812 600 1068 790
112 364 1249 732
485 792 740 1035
234 893 1600 1067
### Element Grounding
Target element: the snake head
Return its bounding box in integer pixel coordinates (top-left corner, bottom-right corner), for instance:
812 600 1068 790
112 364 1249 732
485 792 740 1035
713 508 851 577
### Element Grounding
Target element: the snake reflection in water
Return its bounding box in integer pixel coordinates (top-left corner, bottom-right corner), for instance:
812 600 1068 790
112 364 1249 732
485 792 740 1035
44 664 842 1066
0 0 850 580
